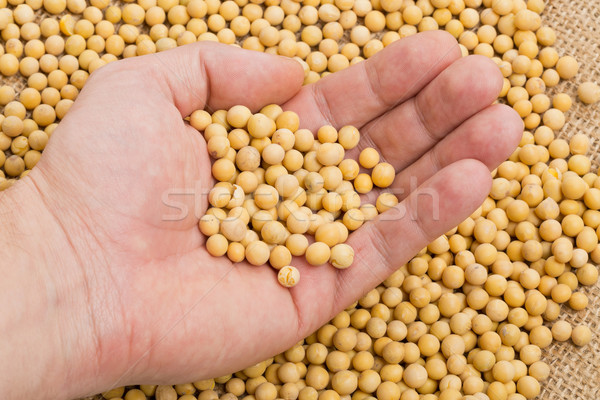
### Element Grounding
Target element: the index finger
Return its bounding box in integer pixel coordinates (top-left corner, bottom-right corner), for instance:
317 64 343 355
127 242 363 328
283 31 462 131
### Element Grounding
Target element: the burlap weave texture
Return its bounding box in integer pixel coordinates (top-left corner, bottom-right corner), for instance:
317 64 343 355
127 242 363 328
526 1 600 399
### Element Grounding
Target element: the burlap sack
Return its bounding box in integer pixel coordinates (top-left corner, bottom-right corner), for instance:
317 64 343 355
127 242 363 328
2 0 598 398
526 2 600 398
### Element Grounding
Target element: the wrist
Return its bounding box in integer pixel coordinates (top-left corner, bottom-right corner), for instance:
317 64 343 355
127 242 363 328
0 175 110 399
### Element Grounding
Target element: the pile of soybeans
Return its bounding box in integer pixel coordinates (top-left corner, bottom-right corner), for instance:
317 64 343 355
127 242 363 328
1 0 599 398
196 105 397 286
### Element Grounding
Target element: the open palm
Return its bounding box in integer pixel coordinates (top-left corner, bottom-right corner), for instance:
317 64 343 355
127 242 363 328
18 31 522 398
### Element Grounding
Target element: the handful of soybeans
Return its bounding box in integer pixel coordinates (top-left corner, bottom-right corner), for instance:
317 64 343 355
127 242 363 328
194 104 396 288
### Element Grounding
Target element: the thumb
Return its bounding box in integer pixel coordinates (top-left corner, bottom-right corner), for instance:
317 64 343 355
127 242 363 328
85 41 305 116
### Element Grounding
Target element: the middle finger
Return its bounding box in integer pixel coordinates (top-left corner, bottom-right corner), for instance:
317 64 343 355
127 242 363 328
358 55 504 171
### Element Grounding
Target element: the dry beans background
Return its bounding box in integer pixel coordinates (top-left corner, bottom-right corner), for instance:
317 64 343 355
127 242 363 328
81 0 600 396
1 0 600 398
528 2 600 398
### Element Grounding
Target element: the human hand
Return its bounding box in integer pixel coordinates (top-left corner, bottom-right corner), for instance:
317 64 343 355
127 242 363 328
0 31 522 399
